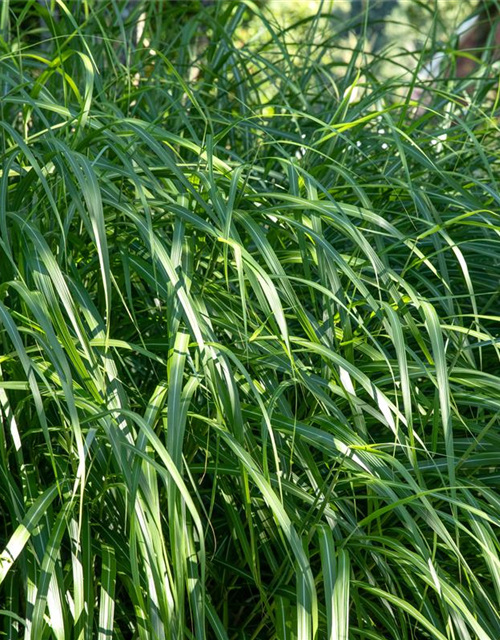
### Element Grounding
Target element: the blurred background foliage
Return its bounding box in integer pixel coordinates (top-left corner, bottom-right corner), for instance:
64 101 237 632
2 0 484 118
4 1 481 64
237 0 480 81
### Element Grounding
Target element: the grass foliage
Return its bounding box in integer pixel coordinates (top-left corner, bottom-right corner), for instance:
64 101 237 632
1 1 500 638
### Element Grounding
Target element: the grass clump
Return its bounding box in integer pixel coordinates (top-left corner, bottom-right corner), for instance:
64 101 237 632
1 1 500 638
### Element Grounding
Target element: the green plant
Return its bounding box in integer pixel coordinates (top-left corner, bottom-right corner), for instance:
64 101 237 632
1 1 499 639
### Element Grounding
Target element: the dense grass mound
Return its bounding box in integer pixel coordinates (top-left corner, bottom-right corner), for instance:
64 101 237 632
1 1 500 638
